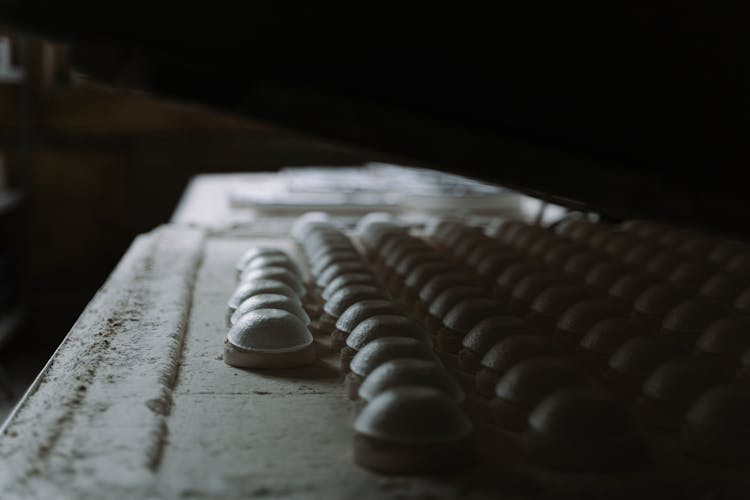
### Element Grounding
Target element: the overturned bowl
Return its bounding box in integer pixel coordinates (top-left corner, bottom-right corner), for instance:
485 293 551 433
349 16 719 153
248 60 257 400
353 386 473 474
358 359 464 403
224 309 315 369
230 293 311 326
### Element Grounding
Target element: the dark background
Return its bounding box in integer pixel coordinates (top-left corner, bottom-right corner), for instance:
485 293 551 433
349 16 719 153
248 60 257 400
1 3 748 235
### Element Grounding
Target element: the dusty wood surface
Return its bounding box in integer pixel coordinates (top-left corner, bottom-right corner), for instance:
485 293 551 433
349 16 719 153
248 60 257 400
0 226 746 499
